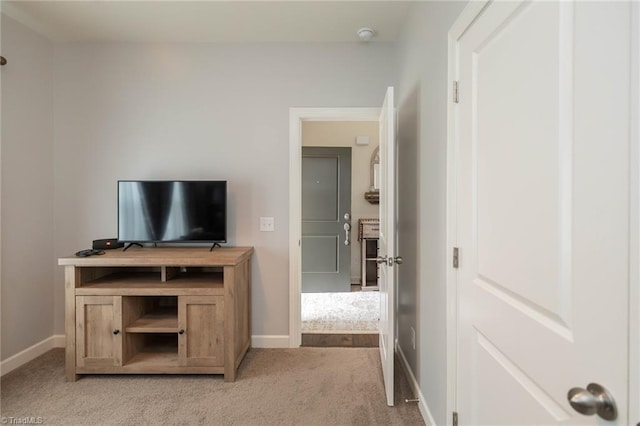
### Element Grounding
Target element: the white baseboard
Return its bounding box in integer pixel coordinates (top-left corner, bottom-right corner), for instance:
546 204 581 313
396 343 436 426
1 334 65 376
251 335 290 348
1 334 290 375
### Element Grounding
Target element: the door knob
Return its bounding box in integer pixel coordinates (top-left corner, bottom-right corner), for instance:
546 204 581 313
377 256 403 266
567 383 617 421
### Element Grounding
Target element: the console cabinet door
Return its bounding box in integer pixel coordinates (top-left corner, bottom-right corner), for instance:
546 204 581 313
178 296 224 367
76 295 122 368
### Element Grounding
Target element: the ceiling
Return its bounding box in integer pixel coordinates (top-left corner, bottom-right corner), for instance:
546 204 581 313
2 1 414 43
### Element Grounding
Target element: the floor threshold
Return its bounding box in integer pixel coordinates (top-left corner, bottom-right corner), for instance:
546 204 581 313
301 333 379 347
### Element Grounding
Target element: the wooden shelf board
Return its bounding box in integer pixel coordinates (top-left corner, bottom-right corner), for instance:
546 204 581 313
58 246 254 267
126 313 179 333
120 350 224 373
83 271 223 286
76 286 223 296
76 272 224 296
125 351 180 368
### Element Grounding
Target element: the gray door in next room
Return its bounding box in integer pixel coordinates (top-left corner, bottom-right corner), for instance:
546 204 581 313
302 147 352 293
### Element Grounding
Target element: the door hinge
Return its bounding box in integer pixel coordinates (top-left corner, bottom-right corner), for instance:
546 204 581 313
453 81 459 103
453 411 459 426
453 247 459 269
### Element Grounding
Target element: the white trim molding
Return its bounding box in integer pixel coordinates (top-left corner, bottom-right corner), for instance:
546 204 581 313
446 2 490 423
1 335 65 376
0 334 289 375
251 335 290 349
629 2 640 424
396 343 435 426
288 107 380 348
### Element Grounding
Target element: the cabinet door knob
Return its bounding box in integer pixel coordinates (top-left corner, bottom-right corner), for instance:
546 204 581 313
178 329 185 335
112 329 120 335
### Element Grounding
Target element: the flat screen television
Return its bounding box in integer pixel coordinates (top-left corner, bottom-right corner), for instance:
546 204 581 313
118 180 227 244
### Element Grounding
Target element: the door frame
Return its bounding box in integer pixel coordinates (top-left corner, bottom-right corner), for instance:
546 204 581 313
630 2 639 423
447 1 640 424
289 107 380 348
446 2 489 422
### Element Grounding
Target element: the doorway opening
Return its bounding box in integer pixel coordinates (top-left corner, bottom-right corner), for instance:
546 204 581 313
301 125 378 346
289 108 381 348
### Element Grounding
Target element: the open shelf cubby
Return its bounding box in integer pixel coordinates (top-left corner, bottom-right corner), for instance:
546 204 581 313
124 333 180 368
124 296 179 333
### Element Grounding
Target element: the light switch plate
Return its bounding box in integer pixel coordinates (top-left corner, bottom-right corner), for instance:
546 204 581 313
260 217 275 232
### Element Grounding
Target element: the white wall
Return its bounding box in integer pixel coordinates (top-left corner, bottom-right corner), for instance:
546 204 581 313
395 2 467 425
52 42 396 338
302 121 379 284
1 14 54 360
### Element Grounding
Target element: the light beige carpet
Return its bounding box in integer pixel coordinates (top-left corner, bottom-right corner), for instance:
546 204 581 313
1 348 423 425
301 292 379 333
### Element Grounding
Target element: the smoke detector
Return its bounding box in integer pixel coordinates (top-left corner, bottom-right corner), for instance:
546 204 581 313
357 27 375 42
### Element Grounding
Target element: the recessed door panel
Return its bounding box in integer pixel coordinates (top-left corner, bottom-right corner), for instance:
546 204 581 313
179 296 224 367
301 235 338 273
472 331 570 425
475 0 568 327
84 304 114 358
76 295 122 367
302 157 339 221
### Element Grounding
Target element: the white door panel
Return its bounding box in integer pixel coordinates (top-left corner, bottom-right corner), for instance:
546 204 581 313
456 1 630 424
379 86 396 407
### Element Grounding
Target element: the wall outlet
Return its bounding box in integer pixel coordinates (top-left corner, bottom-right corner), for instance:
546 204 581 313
411 326 416 350
259 217 275 232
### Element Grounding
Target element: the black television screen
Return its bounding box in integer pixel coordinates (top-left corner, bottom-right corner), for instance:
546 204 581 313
118 180 227 243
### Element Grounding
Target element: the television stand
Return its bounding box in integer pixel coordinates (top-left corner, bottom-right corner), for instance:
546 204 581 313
58 247 253 382
123 242 143 251
209 242 222 251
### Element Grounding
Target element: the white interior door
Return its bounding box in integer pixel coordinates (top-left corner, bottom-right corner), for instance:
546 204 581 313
455 2 631 425
379 86 396 407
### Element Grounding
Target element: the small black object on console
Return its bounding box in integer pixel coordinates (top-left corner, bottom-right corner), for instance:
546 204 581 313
75 249 105 257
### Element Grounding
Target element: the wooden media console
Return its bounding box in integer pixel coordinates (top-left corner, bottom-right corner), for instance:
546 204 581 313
58 247 253 382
